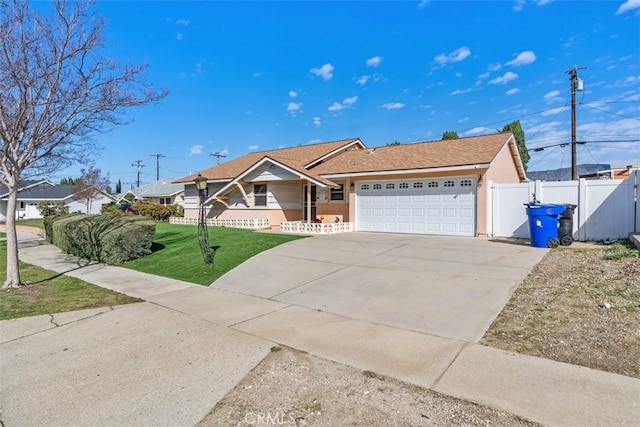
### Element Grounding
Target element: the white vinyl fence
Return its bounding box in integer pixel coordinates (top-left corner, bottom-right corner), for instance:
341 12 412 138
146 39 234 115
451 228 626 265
489 171 638 241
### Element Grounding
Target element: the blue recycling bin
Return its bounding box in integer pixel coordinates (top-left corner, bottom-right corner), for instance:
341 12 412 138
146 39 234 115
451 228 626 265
524 203 567 248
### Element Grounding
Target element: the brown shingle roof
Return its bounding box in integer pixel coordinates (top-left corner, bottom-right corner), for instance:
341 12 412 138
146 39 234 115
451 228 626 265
313 133 514 175
174 138 362 183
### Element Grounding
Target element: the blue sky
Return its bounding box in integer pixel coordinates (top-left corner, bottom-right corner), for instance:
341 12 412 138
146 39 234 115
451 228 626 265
51 0 640 186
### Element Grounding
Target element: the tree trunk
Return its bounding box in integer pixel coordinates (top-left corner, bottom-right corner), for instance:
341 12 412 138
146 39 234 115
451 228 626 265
3 185 22 289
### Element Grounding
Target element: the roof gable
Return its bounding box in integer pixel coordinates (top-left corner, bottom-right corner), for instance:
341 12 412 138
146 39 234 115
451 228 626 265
174 138 364 184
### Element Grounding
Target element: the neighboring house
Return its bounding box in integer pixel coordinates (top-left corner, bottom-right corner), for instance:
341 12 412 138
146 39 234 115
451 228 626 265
580 160 640 180
174 132 526 237
0 180 115 221
117 180 184 206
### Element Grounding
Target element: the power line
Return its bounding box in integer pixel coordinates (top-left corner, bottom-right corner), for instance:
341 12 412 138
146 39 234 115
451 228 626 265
579 102 640 121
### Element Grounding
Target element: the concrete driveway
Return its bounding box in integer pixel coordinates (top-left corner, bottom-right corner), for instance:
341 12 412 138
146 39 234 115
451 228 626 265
212 232 547 342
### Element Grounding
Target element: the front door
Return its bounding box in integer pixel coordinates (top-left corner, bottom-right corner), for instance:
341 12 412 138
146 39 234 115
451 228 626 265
303 184 317 221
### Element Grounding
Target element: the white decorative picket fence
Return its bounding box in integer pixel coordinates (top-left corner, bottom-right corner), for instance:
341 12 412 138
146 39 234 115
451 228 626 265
169 217 270 229
280 221 354 234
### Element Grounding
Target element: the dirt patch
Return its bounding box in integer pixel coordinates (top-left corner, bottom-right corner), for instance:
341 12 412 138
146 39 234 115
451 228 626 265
199 346 538 427
482 243 640 378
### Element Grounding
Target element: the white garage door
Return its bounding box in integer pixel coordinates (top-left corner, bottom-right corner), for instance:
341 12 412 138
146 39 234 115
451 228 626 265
356 177 476 236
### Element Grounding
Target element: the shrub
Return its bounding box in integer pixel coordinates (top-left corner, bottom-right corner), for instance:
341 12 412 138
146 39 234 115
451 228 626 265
37 200 69 217
47 214 156 264
45 213 82 245
130 202 178 221
100 202 121 215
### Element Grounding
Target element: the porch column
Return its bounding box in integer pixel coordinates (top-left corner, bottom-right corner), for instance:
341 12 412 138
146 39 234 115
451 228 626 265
306 181 311 223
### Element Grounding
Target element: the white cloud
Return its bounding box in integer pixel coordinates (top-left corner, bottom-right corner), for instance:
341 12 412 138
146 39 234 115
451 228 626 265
506 88 520 95
366 56 383 67
541 106 568 116
418 0 430 8
248 145 259 151
506 51 537 67
544 90 561 100
343 96 358 105
356 75 370 85
176 19 190 26
458 117 469 123
616 0 640 14
176 32 183 41
189 145 202 156
488 63 502 72
464 126 488 136
451 88 473 95
489 71 518 85
287 102 303 115
313 117 321 127
513 0 526 11
382 102 405 110
310 63 334 80
478 72 490 80
434 47 471 65
328 96 358 112
289 91 298 98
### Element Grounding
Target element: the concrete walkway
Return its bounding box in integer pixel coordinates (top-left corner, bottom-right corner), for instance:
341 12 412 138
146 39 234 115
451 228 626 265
3 233 640 426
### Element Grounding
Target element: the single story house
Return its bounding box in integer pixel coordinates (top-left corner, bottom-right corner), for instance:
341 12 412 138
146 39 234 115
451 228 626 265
580 160 640 180
116 180 185 206
0 179 115 221
174 132 527 236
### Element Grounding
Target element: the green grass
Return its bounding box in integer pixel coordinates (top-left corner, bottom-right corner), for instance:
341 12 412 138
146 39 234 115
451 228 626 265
0 242 141 320
604 239 639 260
16 219 45 229
124 223 306 285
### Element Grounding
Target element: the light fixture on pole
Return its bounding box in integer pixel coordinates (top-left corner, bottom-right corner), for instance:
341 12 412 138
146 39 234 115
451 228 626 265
194 174 213 266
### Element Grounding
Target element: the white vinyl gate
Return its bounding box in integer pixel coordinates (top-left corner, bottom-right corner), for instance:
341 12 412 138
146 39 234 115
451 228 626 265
356 177 477 236
489 173 638 241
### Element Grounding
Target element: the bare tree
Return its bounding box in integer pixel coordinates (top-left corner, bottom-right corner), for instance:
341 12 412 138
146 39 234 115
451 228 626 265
0 0 167 289
73 166 110 213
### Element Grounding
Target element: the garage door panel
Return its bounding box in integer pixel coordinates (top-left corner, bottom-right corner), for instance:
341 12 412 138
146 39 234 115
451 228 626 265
459 208 474 218
357 178 476 236
443 208 457 218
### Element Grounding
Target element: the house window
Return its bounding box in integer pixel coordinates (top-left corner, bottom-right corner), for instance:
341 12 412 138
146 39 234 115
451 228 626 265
460 179 472 187
444 180 455 187
413 182 423 188
361 184 370 190
330 184 344 201
428 181 438 188
254 184 267 207
159 197 171 205
399 182 409 189
19 202 25 209
386 183 395 189
373 183 382 190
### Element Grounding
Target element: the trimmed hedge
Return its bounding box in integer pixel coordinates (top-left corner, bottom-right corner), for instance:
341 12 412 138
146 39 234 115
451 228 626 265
45 214 156 264
130 202 183 221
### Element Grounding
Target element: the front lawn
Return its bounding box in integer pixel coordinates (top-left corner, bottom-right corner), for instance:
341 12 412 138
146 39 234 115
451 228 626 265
16 219 45 229
0 241 140 320
124 223 306 285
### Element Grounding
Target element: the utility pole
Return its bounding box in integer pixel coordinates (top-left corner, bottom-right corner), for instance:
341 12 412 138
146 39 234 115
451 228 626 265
149 153 165 181
131 160 144 188
210 151 227 165
566 66 586 181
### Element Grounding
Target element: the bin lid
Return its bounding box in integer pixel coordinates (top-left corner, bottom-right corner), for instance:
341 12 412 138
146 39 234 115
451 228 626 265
524 203 566 216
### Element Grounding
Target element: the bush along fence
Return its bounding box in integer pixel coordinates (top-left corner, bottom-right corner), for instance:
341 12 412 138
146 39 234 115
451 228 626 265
44 214 156 264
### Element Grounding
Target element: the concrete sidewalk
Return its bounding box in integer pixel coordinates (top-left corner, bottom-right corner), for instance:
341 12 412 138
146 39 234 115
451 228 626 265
5 234 640 426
